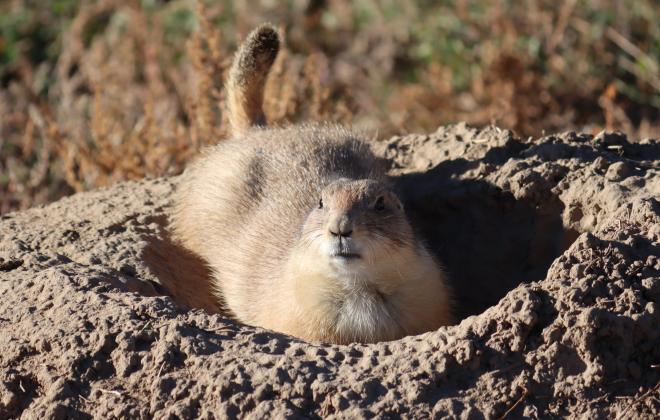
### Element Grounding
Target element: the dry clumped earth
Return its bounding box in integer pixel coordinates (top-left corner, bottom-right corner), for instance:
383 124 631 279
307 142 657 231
0 124 658 419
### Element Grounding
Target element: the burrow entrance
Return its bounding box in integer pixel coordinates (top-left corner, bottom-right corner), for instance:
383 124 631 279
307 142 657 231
393 169 578 320
143 168 578 322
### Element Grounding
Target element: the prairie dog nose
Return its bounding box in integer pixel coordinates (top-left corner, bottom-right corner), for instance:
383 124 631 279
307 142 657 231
328 213 353 238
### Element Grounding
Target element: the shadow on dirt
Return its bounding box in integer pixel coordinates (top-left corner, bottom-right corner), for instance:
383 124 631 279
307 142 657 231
393 158 578 320
141 235 223 315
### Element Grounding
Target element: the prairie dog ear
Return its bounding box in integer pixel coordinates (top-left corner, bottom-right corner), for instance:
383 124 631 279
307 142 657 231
226 24 280 135
386 191 404 211
372 191 403 212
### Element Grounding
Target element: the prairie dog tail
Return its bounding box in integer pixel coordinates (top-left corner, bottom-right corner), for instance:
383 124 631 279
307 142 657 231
227 24 280 134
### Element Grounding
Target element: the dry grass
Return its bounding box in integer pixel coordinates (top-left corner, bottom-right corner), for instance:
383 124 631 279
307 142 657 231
1 0 658 213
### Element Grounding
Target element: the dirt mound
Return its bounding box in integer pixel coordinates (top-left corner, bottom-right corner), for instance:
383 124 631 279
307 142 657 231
1 125 658 418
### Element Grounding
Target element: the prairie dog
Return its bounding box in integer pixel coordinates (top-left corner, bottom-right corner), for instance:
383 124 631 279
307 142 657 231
172 24 452 344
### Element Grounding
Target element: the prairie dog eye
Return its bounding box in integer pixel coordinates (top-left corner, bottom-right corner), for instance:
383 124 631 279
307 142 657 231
374 196 386 212
318 198 324 209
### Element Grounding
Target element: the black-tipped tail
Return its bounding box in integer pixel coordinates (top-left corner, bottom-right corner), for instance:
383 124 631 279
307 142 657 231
227 24 280 134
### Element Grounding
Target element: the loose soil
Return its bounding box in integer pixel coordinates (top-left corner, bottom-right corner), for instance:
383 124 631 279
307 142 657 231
1 124 658 418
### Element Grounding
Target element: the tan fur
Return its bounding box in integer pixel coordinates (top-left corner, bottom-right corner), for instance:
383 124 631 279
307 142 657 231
171 25 452 344
226 24 279 134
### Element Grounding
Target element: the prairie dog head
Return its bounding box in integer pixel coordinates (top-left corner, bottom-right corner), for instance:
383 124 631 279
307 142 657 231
281 177 450 343
297 178 417 280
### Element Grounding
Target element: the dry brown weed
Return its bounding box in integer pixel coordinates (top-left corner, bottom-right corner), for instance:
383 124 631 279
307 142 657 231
0 0 657 213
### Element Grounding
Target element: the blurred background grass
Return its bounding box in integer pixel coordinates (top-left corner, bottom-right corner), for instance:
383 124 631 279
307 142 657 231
1 0 658 213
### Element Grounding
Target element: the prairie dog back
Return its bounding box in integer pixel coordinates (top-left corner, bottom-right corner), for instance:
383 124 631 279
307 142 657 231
171 25 452 344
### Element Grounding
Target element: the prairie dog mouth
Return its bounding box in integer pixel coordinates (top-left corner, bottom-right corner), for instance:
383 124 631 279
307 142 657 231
325 237 361 260
332 252 361 260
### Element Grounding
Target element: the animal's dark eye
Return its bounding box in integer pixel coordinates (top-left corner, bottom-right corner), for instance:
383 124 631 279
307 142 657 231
319 198 323 209
375 196 386 212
